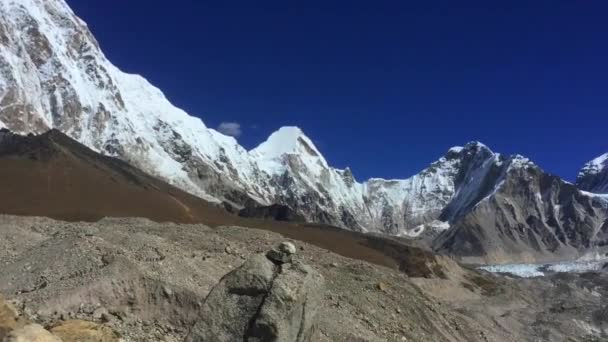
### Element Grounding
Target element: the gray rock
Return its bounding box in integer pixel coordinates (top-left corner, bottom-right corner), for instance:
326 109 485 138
186 253 324 342
249 261 325 342
267 248 293 264
224 246 235 255
162 286 173 298
186 255 276 342
279 242 297 255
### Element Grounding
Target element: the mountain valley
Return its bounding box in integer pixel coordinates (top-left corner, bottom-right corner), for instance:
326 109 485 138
0 0 607 265
0 0 607 341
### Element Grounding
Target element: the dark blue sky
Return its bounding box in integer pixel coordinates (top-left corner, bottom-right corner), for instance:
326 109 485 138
67 0 607 181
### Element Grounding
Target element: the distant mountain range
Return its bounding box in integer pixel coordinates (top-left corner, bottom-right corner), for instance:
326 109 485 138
0 0 606 263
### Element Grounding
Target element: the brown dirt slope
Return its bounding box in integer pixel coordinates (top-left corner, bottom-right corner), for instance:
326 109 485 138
0 129 228 224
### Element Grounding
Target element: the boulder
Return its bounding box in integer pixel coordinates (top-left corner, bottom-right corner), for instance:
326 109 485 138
249 261 324 342
186 254 276 342
186 244 324 342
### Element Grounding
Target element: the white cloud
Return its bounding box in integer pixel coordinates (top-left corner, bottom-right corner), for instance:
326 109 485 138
217 122 242 137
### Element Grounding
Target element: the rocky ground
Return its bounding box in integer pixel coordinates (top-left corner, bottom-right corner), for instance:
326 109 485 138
0 215 606 341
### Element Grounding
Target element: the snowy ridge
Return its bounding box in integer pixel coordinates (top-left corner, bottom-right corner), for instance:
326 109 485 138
579 153 608 176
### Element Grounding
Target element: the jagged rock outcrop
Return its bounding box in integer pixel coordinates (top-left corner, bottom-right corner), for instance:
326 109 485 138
186 244 324 342
577 152 608 194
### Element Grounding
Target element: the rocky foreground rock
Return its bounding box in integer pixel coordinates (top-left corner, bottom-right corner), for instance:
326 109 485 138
187 244 324 341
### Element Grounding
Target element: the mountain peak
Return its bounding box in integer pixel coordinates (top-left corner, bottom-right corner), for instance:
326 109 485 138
249 126 330 177
445 141 494 161
250 126 323 160
463 141 492 152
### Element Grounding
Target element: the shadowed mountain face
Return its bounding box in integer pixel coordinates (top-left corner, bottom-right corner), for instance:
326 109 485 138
434 162 608 264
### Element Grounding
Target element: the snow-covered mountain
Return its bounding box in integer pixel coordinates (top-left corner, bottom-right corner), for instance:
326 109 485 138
0 0 275 205
1 0 607 262
0 0 483 236
577 153 608 194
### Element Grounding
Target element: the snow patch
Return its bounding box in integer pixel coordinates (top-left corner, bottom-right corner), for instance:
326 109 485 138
580 191 608 200
579 153 608 177
479 264 545 278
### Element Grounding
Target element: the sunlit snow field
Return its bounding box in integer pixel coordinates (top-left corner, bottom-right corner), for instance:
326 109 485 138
480 257 608 278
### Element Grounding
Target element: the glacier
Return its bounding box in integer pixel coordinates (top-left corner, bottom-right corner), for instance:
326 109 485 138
480 257 608 278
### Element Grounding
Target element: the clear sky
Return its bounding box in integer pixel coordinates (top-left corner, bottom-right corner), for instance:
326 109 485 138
67 0 607 181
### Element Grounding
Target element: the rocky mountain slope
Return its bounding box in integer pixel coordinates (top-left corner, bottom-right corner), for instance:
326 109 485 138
577 152 608 194
1 215 607 341
434 160 608 263
1 0 607 263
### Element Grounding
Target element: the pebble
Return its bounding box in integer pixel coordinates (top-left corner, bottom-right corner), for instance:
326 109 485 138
377 282 389 292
